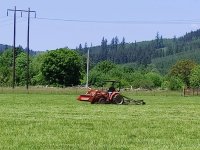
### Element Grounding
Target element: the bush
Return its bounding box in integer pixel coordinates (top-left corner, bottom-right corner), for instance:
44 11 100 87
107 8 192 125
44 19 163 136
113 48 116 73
190 65 200 88
168 77 184 90
139 78 154 89
145 72 162 87
169 60 196 87
161 81 170 90
41 48 82 86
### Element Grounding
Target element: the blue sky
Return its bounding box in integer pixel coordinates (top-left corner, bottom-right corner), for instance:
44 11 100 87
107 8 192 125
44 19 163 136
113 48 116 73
0 0 200 51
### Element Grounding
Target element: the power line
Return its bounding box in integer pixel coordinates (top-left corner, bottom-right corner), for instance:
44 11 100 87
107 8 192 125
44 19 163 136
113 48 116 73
3 12 200 24
35 17 200 24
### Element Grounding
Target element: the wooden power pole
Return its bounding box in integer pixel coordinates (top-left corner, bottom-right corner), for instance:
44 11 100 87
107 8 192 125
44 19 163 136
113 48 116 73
7 7 36 89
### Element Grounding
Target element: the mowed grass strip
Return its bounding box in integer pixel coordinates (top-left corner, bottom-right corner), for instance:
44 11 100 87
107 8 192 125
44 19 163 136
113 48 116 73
0 94 200 149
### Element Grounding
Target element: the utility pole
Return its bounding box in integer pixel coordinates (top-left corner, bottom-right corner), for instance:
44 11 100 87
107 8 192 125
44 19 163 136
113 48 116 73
26 8 36 90
86 43 91 88
7 6 17 89
7 7 36 89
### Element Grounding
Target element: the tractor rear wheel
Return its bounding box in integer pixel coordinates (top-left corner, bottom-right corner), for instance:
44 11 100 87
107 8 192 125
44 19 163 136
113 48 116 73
113 94 124 104
98 97 107 104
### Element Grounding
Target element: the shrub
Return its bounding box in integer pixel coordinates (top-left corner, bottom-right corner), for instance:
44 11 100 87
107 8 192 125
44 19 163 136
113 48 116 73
168 77 184 90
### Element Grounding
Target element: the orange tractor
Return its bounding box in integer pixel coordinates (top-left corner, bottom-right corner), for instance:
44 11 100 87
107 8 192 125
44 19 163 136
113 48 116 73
77 80 145 105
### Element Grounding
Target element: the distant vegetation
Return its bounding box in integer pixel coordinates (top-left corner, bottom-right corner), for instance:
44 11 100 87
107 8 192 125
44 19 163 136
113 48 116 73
0 44 11 52
0 48 83 87
1 29 200 89
77 30 200 74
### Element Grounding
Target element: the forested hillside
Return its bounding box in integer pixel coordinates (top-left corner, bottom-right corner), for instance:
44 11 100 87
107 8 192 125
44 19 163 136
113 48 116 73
1 29 200 89
77 29 200 74
0 44 12 52
0 44 37 56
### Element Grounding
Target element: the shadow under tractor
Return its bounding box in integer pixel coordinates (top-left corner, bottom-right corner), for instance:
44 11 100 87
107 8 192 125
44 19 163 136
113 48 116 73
77 80 145 105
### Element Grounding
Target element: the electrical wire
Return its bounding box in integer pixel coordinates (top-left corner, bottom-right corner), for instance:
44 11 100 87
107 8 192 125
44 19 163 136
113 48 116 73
2 15 200 25
35 17 200 24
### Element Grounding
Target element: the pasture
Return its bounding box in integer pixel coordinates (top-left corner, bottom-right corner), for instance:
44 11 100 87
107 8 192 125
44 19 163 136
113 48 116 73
0 88 200 149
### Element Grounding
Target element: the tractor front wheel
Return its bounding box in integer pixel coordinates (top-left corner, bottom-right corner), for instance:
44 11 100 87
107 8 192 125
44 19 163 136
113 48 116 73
113 94 124 104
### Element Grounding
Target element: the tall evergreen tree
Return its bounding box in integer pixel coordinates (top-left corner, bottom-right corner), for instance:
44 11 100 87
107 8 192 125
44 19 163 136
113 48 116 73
101 37 108 60
114 36 119 51
156 32 160 49
78 44 82 51
110 38 115 50
84 42 88 53
121 37 126 50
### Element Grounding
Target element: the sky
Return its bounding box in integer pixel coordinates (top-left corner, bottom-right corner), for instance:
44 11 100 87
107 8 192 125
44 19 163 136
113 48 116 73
0 0 200 51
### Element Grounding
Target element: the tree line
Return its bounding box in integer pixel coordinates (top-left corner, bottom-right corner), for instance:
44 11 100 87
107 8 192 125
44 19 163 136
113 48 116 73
1 29 200 89
88 59 200 90
0 48 83 87
76 29 200 74
0 46 200 90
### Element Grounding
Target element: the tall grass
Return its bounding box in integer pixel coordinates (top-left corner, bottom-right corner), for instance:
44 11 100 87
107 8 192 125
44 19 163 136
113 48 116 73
0 86 87 95
0 92 200 149
0 86 182 96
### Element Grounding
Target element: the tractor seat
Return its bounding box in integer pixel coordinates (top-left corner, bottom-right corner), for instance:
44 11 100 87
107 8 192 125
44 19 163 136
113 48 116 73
108 86 115 92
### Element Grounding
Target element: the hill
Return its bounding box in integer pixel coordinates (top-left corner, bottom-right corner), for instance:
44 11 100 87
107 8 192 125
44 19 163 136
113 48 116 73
0 44 39 56
2 29 200 75
0 44 12 53
77 29 200 74
151 48 200 74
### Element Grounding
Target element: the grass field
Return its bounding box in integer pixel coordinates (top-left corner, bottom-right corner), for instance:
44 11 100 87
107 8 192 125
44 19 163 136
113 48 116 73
0 90 200 149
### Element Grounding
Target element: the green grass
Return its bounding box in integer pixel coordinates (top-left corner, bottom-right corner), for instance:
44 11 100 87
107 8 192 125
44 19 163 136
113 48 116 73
0 93 200 149
0 86 87 95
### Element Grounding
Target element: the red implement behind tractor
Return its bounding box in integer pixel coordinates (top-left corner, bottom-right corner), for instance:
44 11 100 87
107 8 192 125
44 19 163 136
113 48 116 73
77 80 145 105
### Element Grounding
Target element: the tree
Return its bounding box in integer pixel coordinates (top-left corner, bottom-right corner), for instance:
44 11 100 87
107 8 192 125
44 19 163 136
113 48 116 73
145 72 162 87
110 38 115 50
121 37 126 50
0 49 13 86
190 65 200 88
41 48 83 86
168 76 184 90
155 32 164 49
88 70 107 87
169 60 196 87
131 72 145 88
78 44 82 50
31 53 47 85
160 35 164 48
95 60 116 74
156 32 160 49
77 44 83 54
0 47 25 86
16 52 27 85
84 42 88 53
101 37 108 60
114 36 119 51
88 60 116 86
